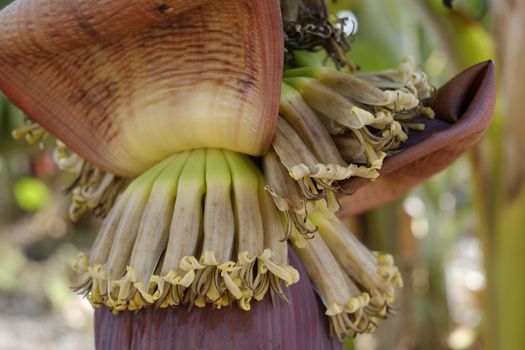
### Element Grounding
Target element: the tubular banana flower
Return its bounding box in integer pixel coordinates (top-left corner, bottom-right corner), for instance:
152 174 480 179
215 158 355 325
53 142 129 221
340 61 496 216
72 150 298 311
0 0 495 347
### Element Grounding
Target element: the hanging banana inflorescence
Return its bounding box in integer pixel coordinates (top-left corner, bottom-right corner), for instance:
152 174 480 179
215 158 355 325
2 0 484 342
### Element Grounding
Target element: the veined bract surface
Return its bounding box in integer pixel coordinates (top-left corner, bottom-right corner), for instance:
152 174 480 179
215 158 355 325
0 0 283 176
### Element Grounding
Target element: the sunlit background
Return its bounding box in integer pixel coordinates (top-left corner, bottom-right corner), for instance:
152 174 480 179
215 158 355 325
0 0 523 349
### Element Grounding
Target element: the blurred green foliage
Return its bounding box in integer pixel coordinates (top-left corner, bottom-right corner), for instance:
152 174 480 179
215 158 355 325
329 1 499 349
0 0 10 10
14 177 51 212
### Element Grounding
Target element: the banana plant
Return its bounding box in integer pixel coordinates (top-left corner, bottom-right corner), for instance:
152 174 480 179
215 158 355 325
0 0 495 348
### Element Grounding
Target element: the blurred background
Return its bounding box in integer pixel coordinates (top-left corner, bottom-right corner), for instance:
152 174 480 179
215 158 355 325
0 0 96 346
0 0 523 349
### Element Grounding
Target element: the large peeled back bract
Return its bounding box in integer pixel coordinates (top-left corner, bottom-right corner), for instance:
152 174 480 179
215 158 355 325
0 0 283 176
